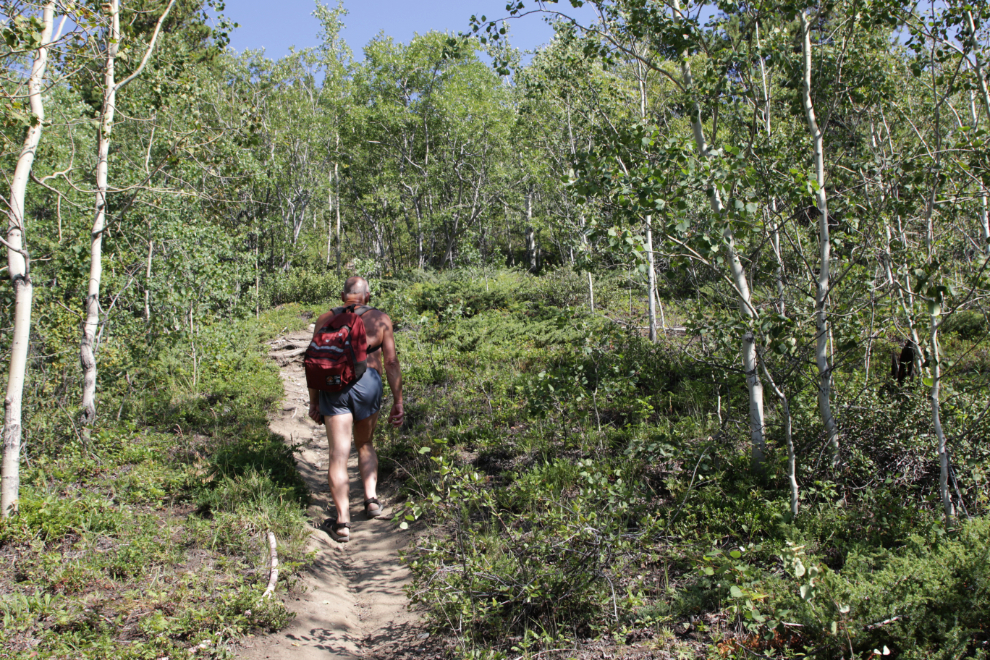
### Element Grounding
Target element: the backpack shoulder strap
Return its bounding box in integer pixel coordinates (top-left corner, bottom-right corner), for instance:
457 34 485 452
354 305 376 316
318 307 346 332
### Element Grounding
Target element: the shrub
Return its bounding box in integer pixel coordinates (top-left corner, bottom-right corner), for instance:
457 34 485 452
772 518 990 659
941 310 988 341
264 270 343 306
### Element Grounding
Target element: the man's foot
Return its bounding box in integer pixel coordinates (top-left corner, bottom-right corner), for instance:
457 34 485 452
328 520 350 543
365 497 383 519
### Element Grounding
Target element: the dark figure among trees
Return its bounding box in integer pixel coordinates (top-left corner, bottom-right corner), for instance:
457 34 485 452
891 340 917 384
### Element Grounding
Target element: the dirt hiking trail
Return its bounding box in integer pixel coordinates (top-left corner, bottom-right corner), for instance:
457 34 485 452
238 329 423 660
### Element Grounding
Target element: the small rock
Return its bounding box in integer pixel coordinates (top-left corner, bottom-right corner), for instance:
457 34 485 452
417 633 430 640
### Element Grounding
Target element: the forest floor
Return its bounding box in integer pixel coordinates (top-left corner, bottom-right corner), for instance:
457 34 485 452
236 329 429 660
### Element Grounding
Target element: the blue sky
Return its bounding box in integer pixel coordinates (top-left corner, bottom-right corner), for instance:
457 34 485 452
219 0 599 60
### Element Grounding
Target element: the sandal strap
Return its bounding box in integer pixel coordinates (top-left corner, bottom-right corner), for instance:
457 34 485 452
332 521 350 531
365 497 380 506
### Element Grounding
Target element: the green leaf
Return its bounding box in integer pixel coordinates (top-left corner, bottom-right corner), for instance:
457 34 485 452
730 586 743 598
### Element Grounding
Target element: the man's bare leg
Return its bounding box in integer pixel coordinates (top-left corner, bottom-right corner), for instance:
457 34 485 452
354 412 380 514
326 412 354 538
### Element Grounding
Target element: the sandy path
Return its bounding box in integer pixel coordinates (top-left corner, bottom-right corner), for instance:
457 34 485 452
238 330 421 660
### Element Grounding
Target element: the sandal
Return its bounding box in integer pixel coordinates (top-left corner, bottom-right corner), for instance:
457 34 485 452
327 520 350 543
365 497 383 519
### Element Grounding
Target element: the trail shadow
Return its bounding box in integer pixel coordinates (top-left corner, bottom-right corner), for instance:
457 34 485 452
206 432 310 505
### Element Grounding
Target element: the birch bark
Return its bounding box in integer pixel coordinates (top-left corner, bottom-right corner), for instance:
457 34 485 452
566 99 596 312
636 56 658 342
672 0 765 468
144 239 153 323
80 0 175 423
799 11 841 464
2 1 56 517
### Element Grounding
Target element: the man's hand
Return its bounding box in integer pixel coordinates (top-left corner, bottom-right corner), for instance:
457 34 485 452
308 403 324 425
388 402 404 427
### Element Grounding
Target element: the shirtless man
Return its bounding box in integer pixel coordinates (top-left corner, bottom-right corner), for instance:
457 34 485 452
308 276 404 542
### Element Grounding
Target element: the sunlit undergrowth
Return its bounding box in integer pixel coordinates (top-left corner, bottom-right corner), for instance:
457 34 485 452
3 267 988 659
0 308 314 659
374 268 990 659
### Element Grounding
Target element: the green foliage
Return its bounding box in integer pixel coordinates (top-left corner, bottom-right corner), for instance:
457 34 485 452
265 270 345 307
0 308 309 658
767 520 990 658
942 310 989 341
379 269 990 658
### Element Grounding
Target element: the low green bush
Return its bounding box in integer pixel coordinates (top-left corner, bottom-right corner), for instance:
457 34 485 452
264 270 344 306
941 309 988 341
764 518 990 659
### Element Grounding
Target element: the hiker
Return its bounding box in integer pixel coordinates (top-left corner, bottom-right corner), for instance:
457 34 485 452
307 276 404 542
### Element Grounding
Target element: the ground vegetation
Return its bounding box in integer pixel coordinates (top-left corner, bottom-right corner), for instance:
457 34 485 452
3 0 990 657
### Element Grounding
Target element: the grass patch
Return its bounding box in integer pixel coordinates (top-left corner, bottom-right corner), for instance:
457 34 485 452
0 309 313 659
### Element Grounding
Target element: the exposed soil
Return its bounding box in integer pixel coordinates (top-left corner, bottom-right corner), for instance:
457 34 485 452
237 329 428 660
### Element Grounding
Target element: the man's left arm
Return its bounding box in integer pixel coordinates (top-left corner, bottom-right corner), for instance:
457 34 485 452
381 322 404 427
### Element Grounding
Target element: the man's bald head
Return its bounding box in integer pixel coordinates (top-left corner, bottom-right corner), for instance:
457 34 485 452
343 276 369 295
342 276 370 303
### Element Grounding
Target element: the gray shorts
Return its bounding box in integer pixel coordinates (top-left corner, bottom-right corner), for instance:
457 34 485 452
319 368 383 421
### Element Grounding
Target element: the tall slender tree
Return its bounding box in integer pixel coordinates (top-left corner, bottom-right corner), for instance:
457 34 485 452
2 0 56 517
79 0 175 424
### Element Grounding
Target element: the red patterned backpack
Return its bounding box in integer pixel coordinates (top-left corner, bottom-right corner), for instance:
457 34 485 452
304 305 369 391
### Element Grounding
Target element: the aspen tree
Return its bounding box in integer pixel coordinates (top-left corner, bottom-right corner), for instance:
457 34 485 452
799 10 841 464
80 0 175 424
755 21 786 314
753 17 797 507
963 10 990 251
672 0 766 469
967 87 989 250
635 54 659 342
2 0 56 517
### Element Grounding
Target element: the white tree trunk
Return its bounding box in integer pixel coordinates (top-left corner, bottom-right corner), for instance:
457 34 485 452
755 22 786 315
968 89 990 251
525 190 537 272
760 361 798 516
326 163 340 268
673 0 765 469
80 0 120 424
800 12 841 465
636 57 658 341
80 0 174 423
587 271 595 312
2 1 55 517
144 239 153 323
646 216 658 342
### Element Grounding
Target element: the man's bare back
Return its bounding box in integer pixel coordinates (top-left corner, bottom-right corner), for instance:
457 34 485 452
311 306 396 378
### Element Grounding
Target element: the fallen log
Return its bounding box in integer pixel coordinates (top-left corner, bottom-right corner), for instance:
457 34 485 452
261 530 279 599
268 342 309 365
